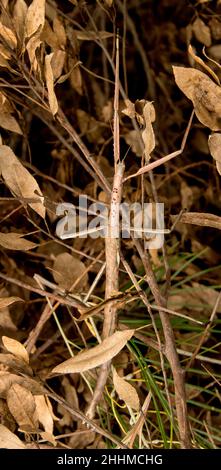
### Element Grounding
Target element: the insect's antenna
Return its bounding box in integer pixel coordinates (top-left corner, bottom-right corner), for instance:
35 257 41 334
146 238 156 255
122 145 131 162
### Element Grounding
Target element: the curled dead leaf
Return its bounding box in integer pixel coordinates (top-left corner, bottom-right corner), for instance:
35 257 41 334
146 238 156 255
0 354 33 376
122 99 155 160
113 368 140 411
69 58 83 95
51 49 66 81
192 18 211 47
0 92 22 134
52 329 135 374
2 336 29 364
0 113 22 134
0 43 11 60
35 395 54 435
0 145 45 218
124 130 143 157
53 17 66 49
7 383 38 432
208 133 221 175
173 66 221 131
0 21 17 49
25 0 45 68
75 30 113 41
0 232 37 251
0 423 26 449
141 101 156 161
45 53 58 115
13 0 28 44
0 372 45 398
52 252 88 292
76 109 104 144
25 0 45 39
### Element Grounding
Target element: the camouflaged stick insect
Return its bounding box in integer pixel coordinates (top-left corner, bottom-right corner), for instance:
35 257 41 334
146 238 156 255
86 34 125 420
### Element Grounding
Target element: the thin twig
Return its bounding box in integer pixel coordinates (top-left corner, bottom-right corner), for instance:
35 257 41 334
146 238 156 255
0 271 86 310
123 111 194 183
134 239 191 448
25 301 57 354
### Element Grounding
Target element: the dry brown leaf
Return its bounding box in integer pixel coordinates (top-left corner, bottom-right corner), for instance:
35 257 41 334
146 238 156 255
0 372 45 398
7 383 38 432
173 66 221 131
168 284 221 315
75 30 113 41
124 130 143 157
122 99 155 160
208 133 221 175
45 53 58 116
0 288 17 331
0 55 10 68
0 398 16 434
0 145 45 218
25 0 45 67
56 59 81 85
192 282 221 312
0 21 17 49
2 336 29 364
0 424 26 449
122 99 136 119
69 59 83 95
102 99 113 122
41 20 58 49
0 43 11 59
0 309 17 331
13 0 28 43
208 44 221 61
113 368 140 411
53 17 66 49
0 113 22 134
35 395 54 434
216 161 221 174
0 232 37 251
52 329 135 375
40 431 56 446
51 49 66 81
69 427 96 449
0 354 32 376
209 17 221 40
0 92 13 113
52 252 88 292
76 109 104 144
0 92 22 134
192 18 211 47
188 44 220 85
141 101 156 161
0 297 23 309
25 0 45 39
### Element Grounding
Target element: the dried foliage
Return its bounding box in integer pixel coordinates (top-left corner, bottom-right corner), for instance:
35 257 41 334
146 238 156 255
0 0 221 451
